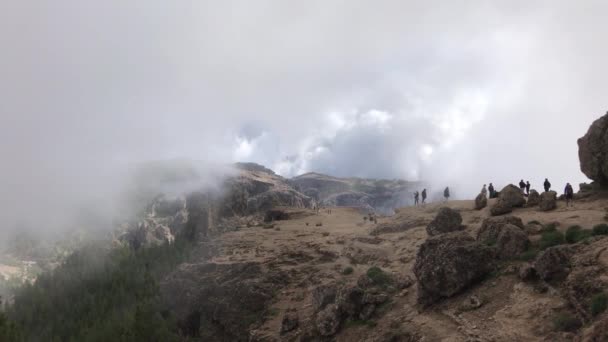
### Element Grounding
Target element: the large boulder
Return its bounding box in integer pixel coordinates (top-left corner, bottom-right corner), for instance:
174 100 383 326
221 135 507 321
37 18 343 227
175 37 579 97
498 184 526 208
425 207 464 236
494 224 529 259
477 216 524 242
539 191 558 211
527 190 541 207
578 112 608 184
475 193 488 210
414 232 495 306
534 245 576 281
490 200 513 216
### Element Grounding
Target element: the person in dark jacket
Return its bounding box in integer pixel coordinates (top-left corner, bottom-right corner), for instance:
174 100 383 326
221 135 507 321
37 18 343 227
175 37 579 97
488 183 495 199
519 180 526 193
421 189 427 204
544 178 551 192
565 183 574 207
444 187 450 201
414 191 419 206
525 181 531 196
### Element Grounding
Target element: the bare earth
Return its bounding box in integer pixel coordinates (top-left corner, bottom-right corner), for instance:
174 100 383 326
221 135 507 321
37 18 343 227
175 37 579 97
204 197 608 341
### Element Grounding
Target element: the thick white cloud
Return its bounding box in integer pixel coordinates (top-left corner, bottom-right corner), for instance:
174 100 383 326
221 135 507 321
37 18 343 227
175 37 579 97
1 0 607 231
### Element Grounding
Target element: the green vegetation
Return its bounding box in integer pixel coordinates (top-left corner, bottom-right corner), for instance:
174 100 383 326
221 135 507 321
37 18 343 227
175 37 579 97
366 267 392 287
528 220 541 225
4 233 197 342
552 312 582 332
565 225 593 244
518 248 540 262
539 229 565 250
591 293 608 316
593 224 608 236
342 266 354 275
541 222 558 233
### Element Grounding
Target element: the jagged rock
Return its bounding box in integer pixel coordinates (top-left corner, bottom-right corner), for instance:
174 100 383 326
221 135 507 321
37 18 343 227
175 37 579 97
280 309 299 335
312 284 338 311
578 112 608 184
394 274 414 289
534 245 576 281
359 304 376 320
160 262 287 340
316 304 341 336
519 263 537 281
414 232 495 306
564 266 606 323
539 191 558 211
477 216 524 242
490 200 513 216
475 193 488 210
495 224 529 259
527 190 541 207
336 286 364 318
425 207 463 236
499 184 526 208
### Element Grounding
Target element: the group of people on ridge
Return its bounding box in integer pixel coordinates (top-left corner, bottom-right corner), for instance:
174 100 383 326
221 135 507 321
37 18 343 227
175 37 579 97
413 187 451 206
481 178 575 207
413 189 427 206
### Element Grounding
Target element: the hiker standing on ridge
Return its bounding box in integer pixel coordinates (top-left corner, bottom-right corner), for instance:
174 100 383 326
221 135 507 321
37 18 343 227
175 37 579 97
519 180 526 193
526 181 531 196
544 178 552 192
488 183 495 198
481 184 488 197
421 189 427 204
414 191 419 206
565 183 574 207
444 187 450 202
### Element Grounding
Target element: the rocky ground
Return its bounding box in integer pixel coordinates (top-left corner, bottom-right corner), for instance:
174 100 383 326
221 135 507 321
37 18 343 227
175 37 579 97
155 188 608 341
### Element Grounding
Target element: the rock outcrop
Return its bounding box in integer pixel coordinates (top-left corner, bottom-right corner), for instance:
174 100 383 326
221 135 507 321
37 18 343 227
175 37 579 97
578 111 608 184
475 193 488 210
477 216 527 259
476 216 524 242
493 224 529 259
539 191 558 211
414 232 495 306
425 207 463 236
534 245 576 281
490 184 525 216
527 189 541 207
490 200 513 216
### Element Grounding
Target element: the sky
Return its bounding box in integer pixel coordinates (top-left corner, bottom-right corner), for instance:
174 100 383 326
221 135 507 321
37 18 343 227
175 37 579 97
1 1 608 231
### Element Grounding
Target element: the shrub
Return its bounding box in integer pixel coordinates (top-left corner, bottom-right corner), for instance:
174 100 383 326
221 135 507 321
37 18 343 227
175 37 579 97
593 224 608 236
591 293 608 316
541 222 558 233
540 230 565 250
366 267 392 287
565 226 593 244
518 248 540 261
552 312 582 332
342 267 354 275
